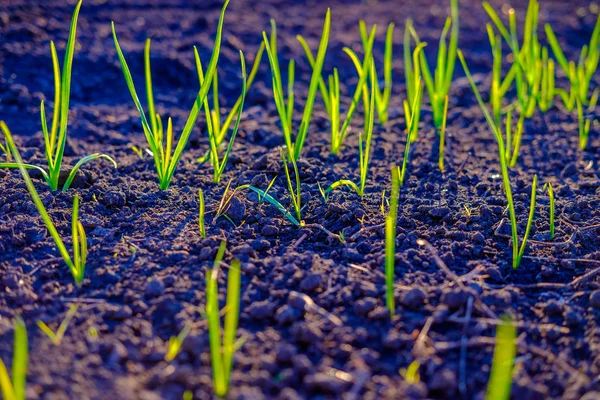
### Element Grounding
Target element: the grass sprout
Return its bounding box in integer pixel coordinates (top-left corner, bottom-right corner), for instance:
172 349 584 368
486 315 517 400
262 9 331 161
111 0 229 189
385 166 400 317
403 26 427 143
400 360 421 384
36 304 78 346
195 49 247 183
543 182 555 240
459 52 537 269
197 43 265 164
206 242 242 397
406 0 459 129
0 0 116 191
298 24 375 154
438 95 449 172
165 323 191 362
3 121 89 283
237 184 301 227
545 14 600 109
198 188 206 238
323 62 375 198
280 147 303 222
0 318 27 400
486 24 517 124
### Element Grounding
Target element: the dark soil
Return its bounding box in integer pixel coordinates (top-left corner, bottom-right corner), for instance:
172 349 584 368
2 0 600 399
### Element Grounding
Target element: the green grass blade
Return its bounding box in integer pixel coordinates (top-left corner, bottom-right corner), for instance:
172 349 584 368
297 34 331 115
36 321 58 344
49 41 61 155
294 8 331 160
1 122 75 274
206 246 225 396
444 0 459 93
237 184 301 227
62 154 118 191
0 163 51 184
144 39 158 138
324 179 361 197
12 318 27 400
223 259 241 385
198 188 206 238
516 175 537 266
485 316 517 400
385 166 400 316
52 0 82 190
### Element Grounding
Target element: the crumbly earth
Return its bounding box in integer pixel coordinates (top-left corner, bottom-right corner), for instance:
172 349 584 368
1 0 600 399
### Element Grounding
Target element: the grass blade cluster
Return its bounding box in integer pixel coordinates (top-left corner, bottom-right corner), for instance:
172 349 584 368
0 0 116 191
112 0 230 189
238 183 301 227
206 242 241 397
280 148 303 222
403 28 426 143
485 316 517 400
37 304 78 346
2 121 89 284
406 0 459 129
299 23 375 154
385 167 400 317
195 49 247 183
263 9 331 161
458 52 537 269
0 318 27 400
323 63 376 198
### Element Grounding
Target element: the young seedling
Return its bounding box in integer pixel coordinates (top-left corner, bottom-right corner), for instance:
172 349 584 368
438 95 449 172
545 13 600 109
194 48 247 183
543 182 555 240
0 318 27 400
197 43 265 164
537 46 556 113
262 9 331 161
486 316 517 400
459 52 537 269
298 24 376 154
111 0 230 189
385 167 400 317
322 63 376 198
400 360 421 384
406 0 459 129
165 323 191 362
486 24 518 124
0 0 116 191
2 121 89 284
0 138 11 161
360 22 395 125
483 0 542 119
36 304 78 346
403 26 427 143
280 147 303 222
198 188 206 238
206 242 242 397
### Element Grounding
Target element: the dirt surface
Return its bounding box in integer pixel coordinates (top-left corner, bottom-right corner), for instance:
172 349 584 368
1 0 600 399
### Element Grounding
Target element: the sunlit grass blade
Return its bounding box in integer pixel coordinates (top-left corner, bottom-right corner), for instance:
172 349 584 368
385 166 400 317
543 182 555 240
486 316 517 400
438 95 449 172
36 304 78 346
458 51 537 269
263 9 330 161
112 0 229 189
198 188 206 238
280 147 302 222
165 323 191 362
2 121 88 284
0 317 27 400
237 184 301 227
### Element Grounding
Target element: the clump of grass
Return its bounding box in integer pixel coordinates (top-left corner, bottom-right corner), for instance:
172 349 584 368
298 24 375 155
237 183 301 227
194 49 247 183
385 166 400 317
36 304 78 346
262 9 331 161
0 0 116 191
206 242 242 397
197 43 265 164
322 63 375 198
406 0 459 129
459 52 537 269
0 318 27 400
165 323 191 362
2 121 89 284
486 316 517 400
198 188 206 238
543 183 555 240
486 24 518 124
111 0 230 189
